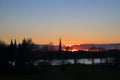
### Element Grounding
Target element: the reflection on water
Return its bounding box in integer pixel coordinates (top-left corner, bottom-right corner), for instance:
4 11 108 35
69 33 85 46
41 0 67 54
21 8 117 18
34 58 108 65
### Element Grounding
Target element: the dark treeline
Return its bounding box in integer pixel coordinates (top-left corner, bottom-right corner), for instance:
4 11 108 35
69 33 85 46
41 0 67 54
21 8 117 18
0 39 120 74
0 38 36 74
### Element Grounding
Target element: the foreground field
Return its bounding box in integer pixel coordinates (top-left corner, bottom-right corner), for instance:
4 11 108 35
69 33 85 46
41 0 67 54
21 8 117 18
0 64 120 80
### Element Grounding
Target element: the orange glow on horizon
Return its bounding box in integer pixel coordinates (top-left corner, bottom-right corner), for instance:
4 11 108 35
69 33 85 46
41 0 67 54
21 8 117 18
2 38 120 46
71 49 78 52
33 39 120 46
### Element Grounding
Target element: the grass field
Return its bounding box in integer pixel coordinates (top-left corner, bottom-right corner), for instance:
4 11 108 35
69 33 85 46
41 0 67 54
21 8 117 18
0 64 120 80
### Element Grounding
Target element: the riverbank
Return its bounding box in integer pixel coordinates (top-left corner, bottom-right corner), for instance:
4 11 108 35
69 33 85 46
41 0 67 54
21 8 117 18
0 64 120 80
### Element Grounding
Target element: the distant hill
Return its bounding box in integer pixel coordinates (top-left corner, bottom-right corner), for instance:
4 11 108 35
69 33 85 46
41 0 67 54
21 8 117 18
35 43 120 51
71 43 120 50
34 44 59 52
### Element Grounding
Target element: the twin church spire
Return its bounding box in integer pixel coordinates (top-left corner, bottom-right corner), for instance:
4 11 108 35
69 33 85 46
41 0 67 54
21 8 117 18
10 39 17 46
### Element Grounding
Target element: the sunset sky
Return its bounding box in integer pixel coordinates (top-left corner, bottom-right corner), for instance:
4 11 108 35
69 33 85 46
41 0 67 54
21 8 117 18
0 0 120 46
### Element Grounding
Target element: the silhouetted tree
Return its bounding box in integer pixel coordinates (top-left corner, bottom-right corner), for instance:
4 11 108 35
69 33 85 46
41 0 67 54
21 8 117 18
16 38 35 73
8 39 17 71
65 46 71 51
0 40 9 73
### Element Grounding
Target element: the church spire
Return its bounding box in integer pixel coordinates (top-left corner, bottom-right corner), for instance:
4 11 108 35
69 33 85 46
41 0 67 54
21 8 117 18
10 39 13 46
59 37 62 52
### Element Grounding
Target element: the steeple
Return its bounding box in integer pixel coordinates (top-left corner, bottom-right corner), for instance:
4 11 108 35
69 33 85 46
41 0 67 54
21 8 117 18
59 37 62 52
10 39 13 46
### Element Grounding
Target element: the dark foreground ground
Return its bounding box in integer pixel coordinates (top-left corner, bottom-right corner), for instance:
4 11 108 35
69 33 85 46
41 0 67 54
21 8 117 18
0 64 120 80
